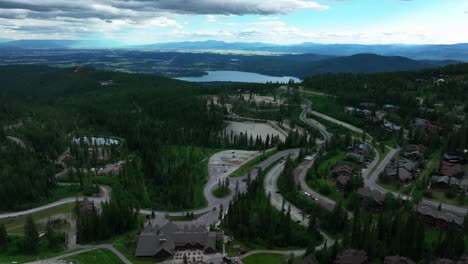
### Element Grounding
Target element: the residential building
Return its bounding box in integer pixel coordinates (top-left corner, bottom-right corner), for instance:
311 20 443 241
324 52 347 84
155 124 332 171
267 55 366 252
135 222 218 260
335 249 368 264
357 187 385 206
439 161 464 178
414 205 464 229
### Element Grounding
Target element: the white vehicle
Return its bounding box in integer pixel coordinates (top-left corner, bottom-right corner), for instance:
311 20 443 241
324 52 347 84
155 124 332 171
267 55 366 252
304 192 311 197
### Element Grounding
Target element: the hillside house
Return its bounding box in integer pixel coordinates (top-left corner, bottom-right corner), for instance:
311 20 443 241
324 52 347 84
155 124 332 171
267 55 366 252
135 222 218 260
414 205 464 229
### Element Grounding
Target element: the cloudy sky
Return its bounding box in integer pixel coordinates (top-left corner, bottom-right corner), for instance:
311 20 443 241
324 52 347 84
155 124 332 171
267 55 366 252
1 0 467 45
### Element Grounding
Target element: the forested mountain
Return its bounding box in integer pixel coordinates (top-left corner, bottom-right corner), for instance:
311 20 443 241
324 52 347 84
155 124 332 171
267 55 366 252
0 65 227 210
0 49 457 79
133 41 468 61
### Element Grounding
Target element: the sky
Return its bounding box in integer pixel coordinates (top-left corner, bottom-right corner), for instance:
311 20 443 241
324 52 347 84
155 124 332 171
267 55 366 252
0 0 467 45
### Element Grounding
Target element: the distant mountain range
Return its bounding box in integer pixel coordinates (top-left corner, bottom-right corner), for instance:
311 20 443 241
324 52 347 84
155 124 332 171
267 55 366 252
1 39 468 62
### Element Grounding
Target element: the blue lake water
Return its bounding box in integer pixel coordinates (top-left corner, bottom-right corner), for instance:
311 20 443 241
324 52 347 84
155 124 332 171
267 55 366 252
176 71 301 83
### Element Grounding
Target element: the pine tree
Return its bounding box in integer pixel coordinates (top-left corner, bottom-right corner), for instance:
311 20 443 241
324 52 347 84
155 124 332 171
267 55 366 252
0 224 7 249
23 215 39 253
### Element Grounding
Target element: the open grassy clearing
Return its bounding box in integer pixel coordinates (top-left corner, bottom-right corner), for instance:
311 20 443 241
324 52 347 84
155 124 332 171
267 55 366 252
0 203 74 235
243 253 287 264
65 249 124 264
230 149 277 177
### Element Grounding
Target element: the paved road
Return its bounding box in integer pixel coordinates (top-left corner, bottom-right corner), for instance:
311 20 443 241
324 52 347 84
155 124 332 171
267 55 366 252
0 185 111 219
6 135 26 148
28 244 132 264
264 159 336 251
301 100 468 215
300 98 332 141
139 149 300 221
310 110 364 135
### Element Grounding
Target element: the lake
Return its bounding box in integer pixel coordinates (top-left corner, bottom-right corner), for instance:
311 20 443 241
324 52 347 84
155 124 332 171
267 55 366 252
176 71 301 83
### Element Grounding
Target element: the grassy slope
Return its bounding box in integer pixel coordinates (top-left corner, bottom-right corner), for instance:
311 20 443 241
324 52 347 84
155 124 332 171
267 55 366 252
0 203 74 235
212 187 231 198
65 249 124 264
230 149 277 178
243 253 286 264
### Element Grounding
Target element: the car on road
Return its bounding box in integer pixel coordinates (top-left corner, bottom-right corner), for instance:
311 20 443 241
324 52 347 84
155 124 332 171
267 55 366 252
304 192 311 197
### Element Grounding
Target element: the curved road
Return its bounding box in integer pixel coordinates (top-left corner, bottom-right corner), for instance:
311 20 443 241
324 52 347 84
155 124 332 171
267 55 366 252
303 103 468 215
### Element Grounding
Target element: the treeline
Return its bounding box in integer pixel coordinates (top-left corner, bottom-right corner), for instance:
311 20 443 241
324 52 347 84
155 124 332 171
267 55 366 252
221 130 283 150
0 215 64 255
0 138 57 211
0 65 228 211
223 167 319 248
76 184 139 243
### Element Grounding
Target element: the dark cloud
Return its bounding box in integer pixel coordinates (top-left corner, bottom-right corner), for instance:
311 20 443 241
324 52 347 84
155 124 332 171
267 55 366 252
0 0 328 21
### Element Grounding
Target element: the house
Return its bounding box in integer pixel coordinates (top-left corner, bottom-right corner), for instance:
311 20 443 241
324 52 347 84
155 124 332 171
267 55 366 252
332 165 354 177
348 144 370 158
335 249 368 264
383 104 399 111
412 118 442 133
434 78 446 87
443 153 464 164
430 176 460 189
359 102 376 110
383 122 401 132
100 80 114 86
97 161 126 176
135 222 218 259
344 106 356 113
457 255 468 264
336 175 350 191
357 187 385 206
386 159 418 184
384 256 416 264
431 259 456 264
403 145 425 160
346 153 365 163
439 161 464 178
414 204 464 229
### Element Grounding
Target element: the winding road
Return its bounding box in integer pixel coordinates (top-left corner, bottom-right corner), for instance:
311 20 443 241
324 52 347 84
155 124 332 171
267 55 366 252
3 89 467 263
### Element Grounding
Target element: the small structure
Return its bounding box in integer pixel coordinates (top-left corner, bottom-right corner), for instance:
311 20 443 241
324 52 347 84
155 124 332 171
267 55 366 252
346 153 365 163
383 122 401 132
78 198 95 213
403 145 425 160
386 159 418 184
357 187 385 207
431 258 456 264
335 249 368 264
97 161 126 176
135 222 218 260
439 161 464 178
336 175 350 191
384 256 416 264
100 80 114 86
414 205 464 229
430 176 461 189
443 153 464 164
332 165 354 177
